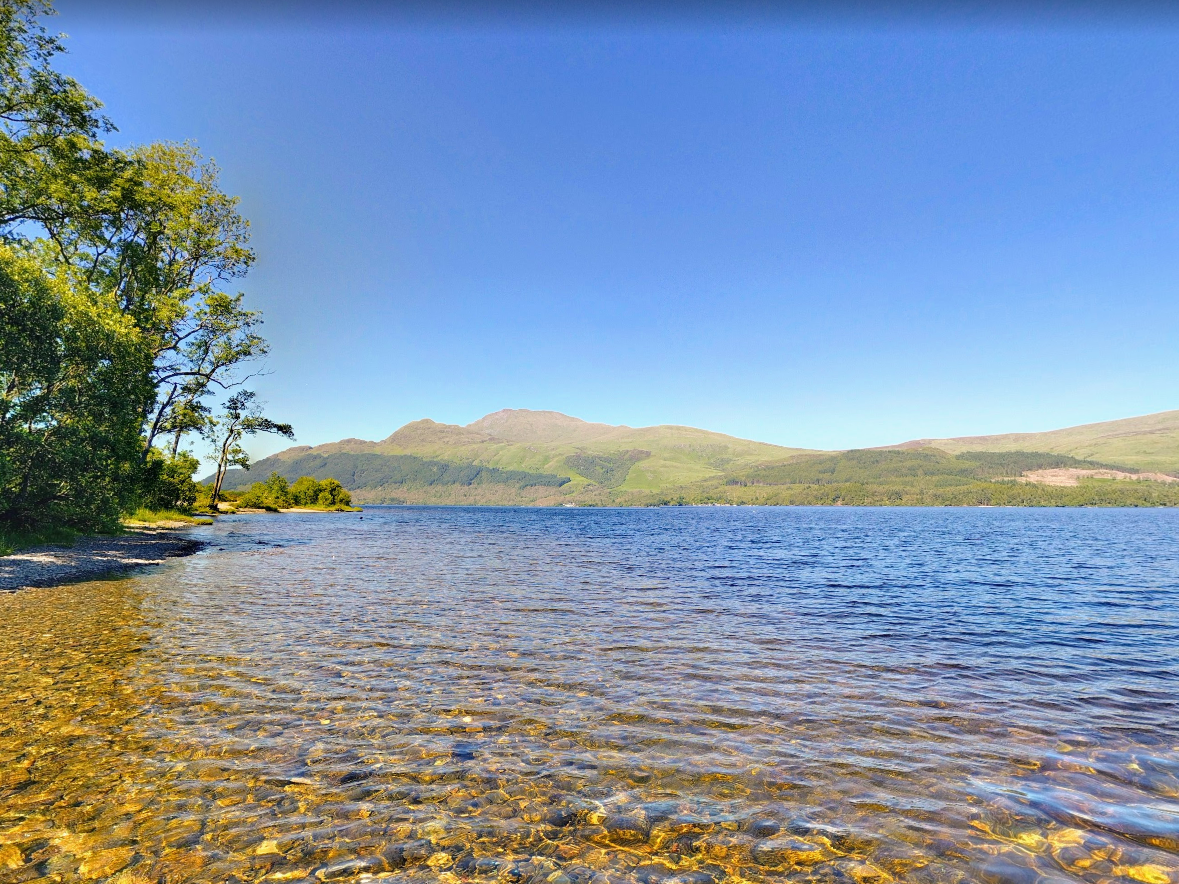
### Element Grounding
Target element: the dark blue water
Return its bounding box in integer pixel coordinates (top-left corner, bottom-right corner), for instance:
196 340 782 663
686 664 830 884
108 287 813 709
1 506 1177 883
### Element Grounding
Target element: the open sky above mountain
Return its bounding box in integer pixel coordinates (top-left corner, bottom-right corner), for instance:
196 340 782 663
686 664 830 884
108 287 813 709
53 2 1179 464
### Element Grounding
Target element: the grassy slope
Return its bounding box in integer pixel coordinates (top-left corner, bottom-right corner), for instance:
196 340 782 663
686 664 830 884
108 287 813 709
264 410 811 495
899 410 1179 473
236 408 1178 505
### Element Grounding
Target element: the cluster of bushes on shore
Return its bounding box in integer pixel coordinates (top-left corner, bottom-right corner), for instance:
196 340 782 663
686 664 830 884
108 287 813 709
0 2 292 545
231 473 354 512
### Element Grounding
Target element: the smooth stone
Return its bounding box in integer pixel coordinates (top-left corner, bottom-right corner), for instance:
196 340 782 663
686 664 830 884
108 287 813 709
752 836 826 867
979 858 1043 884
604 814 650 843
317 857 383 880
749 819 781 839
452 742 478 761
381 838 433 868
546 807 579 828
79 847 136 880
634 863 677 883
788 820 878 853
668 872 721 884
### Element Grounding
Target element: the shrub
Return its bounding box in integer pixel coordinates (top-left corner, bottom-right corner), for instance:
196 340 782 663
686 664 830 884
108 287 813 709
139 450 200 511
290 475 321 506
315 478 352 508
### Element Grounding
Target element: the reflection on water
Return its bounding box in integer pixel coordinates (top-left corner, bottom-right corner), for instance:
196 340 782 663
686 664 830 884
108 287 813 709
1 507 1178 884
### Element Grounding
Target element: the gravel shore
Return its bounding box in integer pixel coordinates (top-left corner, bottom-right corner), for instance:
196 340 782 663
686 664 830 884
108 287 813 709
0 529 205 592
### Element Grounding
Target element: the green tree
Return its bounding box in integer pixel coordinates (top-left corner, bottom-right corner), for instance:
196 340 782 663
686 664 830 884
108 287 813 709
316 478 352 508
0 2 275 532
140 448 199 511
0 244 149 530
205 391 293 508
262 471 291 507
289 475 321 506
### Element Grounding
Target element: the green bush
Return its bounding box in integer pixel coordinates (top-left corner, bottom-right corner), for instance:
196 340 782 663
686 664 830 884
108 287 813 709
236 472 293 511
315 478 352 508
290 475 321 506
286 475 353 508
139 450 200 512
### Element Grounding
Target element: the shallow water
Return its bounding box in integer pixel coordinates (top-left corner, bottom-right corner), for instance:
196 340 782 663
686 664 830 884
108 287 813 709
1 507 1178 884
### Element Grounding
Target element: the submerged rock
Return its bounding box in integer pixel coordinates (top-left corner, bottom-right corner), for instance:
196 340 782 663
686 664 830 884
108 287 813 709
751 836 827 867
78 846 135 880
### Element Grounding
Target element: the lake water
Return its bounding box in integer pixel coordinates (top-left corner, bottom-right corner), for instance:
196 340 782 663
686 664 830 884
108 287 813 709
1 507 1177 884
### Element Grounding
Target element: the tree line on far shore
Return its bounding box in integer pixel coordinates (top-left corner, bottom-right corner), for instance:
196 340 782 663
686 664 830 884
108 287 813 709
0 1 295 540
229 473 353 512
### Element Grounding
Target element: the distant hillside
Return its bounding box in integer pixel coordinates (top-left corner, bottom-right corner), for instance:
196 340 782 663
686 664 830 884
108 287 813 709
213 408 1179 506
895 410 1179 473
215 409 811 504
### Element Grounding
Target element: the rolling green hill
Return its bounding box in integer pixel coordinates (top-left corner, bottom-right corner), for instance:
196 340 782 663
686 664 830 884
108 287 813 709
214 408 1179 506
895 409 1179 473
216 409 811 504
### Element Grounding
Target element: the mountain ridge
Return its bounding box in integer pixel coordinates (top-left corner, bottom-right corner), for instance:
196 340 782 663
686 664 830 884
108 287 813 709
893 409 1179 471
213 407 1179 504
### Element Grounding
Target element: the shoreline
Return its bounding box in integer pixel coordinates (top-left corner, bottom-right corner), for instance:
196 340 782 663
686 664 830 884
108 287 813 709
0 528 205 592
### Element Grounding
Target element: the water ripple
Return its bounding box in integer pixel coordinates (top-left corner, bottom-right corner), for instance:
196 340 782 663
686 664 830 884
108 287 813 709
0 506 1177 883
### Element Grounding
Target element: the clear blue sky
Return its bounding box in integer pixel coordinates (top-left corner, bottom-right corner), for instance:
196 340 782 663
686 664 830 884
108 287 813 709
52 2 1179 459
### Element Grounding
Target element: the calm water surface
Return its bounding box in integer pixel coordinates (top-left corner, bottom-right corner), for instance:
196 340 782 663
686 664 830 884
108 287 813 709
1 507 1177 884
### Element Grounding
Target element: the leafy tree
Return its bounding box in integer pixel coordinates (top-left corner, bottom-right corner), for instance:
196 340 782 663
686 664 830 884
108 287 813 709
205 391 293 508
0 244 150 530
262 471 291 507
140 448 199 511
0 2 274 532
289 475 321 506
316 478 351 508
0 0 117 233
236 471 295 510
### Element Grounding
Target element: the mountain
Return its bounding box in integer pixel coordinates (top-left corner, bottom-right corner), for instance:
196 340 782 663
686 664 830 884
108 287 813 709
216 409 812 504
893 409 1179 473
212 408 1179 506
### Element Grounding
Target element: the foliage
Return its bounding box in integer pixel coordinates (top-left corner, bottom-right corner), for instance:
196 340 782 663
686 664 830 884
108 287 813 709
314 478 351 509
235 472 353 511
289 475 320 506
0 521 75 555
215 445 1179 508
123 507 211 525
139 449 199 511
237 471 291 510
726 449 1129 487
0 2 272 534
194 482 238 510
565 449 650 488
215 452 570 495
648 479 1179 508
0 244 150 530
286 475 352 508
205 391 293 507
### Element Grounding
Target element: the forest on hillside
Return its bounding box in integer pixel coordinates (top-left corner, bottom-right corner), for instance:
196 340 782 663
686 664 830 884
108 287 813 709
222 446 1179 508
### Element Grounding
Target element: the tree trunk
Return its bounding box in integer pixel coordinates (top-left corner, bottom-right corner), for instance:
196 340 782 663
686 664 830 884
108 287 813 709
141 384 179 462
210 433 232 507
